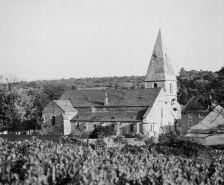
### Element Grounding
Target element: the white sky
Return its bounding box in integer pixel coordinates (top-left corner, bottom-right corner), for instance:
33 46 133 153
0 0 223 81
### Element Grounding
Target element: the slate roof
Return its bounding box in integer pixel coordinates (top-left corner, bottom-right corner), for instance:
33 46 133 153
53 100 77 113
72 107 148 122
60 88 161 107
145 29 176 82
182 96 208 113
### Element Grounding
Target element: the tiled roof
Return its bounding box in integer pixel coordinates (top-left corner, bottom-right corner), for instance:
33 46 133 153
72 107 148 122
182 96 208 113
60 88 161 107
53 100 77 113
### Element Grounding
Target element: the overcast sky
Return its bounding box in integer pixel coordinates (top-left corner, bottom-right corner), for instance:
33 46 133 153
0 0 223 81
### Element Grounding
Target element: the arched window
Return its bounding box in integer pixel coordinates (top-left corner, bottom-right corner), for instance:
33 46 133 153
153 82 158 88
130 124 134 132
51 116 55 125
170 83 173 94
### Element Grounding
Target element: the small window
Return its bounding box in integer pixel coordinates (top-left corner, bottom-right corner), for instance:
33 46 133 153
77 122 80 129
161 108 163 118
130 124 134 132
188 113 192 118
188 120 193 128
153 83 158 88
170 83 173 94
51 116 56 125
149 124 153 131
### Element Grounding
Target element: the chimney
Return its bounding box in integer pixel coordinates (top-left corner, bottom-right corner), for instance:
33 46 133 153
104 92 108 106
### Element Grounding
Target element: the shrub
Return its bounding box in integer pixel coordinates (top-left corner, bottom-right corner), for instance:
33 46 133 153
157 133 206 157
123 133 144 140
95 139 107 149
90 126 115 139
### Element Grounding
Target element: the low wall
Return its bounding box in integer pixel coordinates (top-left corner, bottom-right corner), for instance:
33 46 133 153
206 135 224 145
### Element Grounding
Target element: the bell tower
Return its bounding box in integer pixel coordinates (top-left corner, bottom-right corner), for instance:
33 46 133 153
144 28 177 103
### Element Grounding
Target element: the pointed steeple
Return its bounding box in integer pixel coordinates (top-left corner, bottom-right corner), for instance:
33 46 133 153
145 29 176 82
144 28 177 102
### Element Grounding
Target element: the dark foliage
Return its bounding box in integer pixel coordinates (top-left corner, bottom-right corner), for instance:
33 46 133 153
90 125 115 139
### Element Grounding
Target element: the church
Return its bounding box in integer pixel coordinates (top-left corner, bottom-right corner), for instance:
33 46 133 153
42 28 181 137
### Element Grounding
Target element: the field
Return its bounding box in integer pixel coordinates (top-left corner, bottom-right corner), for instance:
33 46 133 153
0 136 224 185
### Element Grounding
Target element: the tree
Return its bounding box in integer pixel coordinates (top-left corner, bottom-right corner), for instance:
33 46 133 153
194 67 224 135
90 125 115 148
43 82 67 101
0 75 21 128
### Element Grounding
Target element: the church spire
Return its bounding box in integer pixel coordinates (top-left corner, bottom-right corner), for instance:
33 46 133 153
145 28 176 82
144 28 177 102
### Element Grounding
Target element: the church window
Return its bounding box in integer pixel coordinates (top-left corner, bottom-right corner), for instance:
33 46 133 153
51 116 56 125
170 83 173 94
130 124 134 132
153 83 158 88
149 124 153 131
161 108 163 118
171 98 175 106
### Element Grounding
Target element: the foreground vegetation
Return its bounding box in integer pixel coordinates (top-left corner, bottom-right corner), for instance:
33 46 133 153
0 135 224 185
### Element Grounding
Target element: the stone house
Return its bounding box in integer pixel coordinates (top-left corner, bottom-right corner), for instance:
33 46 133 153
186 105 224 145
181 96 209 135
42 28 181 137
42 100 77 135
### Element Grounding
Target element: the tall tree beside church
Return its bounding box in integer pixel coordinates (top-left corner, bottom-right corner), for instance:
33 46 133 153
196 67 224 110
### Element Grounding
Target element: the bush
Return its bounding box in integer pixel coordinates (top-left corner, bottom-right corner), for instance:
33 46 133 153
123 133 144 140
157 133 205 157
95 139 107 149
89 126 115 139
144 136 154 146
121 145 147 155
